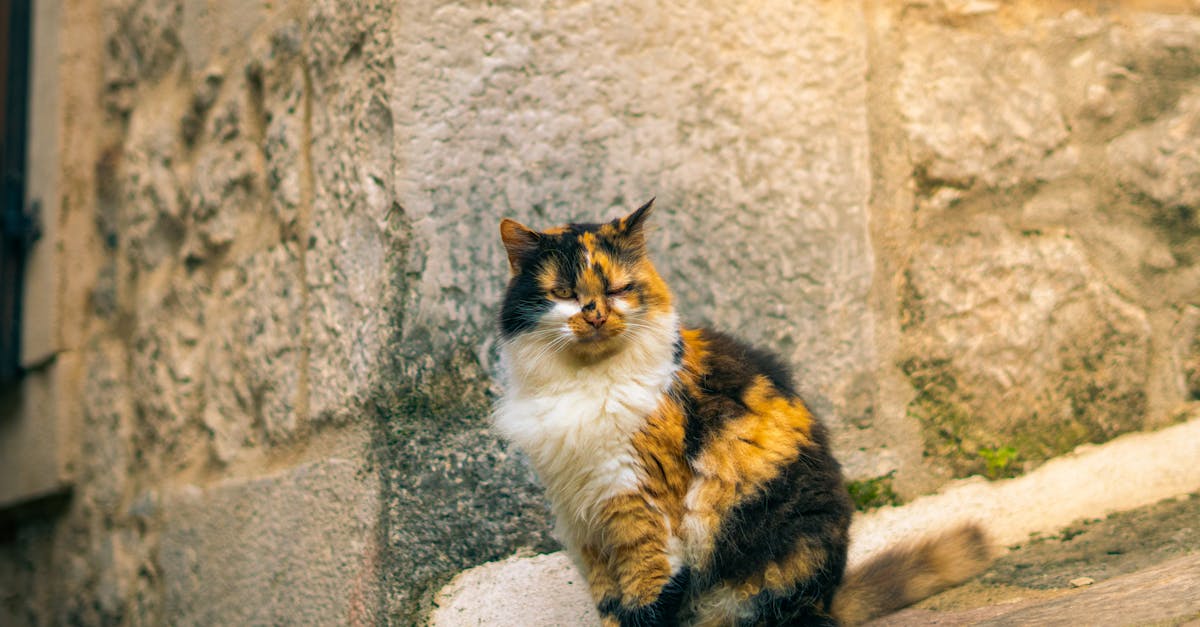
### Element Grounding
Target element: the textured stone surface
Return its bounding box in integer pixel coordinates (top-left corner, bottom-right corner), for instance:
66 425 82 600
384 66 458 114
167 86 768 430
1183 308 1200 401
179 0 273 71
103 0 409 462
0 515 56 626
431 552 597 627
203 244 304 459
369 420 557 624
256 19 307 233
158 458 379 625
978 492 1200 591
304 0 404 423
880 7 1200 482
102 0 183 97
901 218 1152 476
898 23 1074 191
77 344 133 519
127 280 208 470
1109 88 1200 217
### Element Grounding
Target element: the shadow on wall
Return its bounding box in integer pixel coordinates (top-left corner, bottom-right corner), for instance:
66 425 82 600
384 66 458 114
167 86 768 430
364 202 556 624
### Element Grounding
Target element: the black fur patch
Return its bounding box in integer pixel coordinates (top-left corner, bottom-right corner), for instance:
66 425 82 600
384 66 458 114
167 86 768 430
706 423 852 608
683 329 800 460
598 567 692 627
597 235 643 266
701 330 798 397
497 229 584 338
498 267 553 338
741 590 840 627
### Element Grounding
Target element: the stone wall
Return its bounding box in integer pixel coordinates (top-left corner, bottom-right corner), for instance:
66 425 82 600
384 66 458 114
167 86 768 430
1 0 1198 624
875 3 1200 485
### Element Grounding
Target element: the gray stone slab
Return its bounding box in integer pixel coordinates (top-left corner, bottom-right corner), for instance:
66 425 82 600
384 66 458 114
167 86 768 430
158 457 379 625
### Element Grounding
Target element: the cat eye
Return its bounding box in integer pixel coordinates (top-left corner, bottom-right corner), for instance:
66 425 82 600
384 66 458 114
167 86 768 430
607 284 633 296
550 287 575 300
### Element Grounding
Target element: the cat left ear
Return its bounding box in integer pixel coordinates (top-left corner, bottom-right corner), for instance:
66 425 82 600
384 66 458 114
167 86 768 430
500 218 541 273
616 197 655 238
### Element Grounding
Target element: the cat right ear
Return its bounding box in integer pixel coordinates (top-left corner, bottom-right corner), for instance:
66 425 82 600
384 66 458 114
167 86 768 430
610 198 655 251
500 218 540 273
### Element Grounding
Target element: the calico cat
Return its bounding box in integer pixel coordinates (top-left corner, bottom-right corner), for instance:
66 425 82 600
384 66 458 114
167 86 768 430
493 200 991 626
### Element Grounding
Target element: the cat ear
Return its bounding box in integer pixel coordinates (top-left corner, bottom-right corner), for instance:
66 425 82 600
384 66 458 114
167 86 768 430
616 197 655 239
500 218 541 273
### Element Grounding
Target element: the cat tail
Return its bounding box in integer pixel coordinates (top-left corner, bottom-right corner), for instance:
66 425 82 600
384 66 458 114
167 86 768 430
830 522 993 626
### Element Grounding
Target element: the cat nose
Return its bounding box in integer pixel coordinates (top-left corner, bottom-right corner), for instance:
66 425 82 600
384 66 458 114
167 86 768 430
581 303 608 328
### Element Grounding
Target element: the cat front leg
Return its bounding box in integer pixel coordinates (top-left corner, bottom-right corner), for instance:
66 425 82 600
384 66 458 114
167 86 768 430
576 544 625 627
586 493 690 627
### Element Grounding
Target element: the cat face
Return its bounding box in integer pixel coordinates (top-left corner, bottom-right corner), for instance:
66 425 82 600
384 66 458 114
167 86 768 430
498 199 673 358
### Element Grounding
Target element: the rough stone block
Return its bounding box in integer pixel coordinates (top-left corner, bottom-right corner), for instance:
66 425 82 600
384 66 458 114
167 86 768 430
1108 89 1200 219
303 0 404 422
119 89 190 270
179 0 274 72
103 0 182 91
128 280 207 466
255 20 307 232
898 23 1073 191
901 217 1153 476
158 457 379 625
203 244 304 459
367 418 557 623
188 136 263 250
431 552 596 626
1124 13 1200 81
1178 307 1200 403
78 342 133 514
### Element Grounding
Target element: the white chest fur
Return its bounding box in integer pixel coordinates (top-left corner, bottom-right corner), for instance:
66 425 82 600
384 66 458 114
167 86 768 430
493 312 679 540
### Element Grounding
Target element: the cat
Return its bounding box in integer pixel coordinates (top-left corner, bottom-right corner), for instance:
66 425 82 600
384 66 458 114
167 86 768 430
493 199 991 626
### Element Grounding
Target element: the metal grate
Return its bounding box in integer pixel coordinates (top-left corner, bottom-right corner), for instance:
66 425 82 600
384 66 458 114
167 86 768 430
1 0 38 387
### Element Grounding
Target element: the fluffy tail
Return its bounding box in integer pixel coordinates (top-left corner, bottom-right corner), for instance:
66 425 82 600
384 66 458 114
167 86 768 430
830 522 993 626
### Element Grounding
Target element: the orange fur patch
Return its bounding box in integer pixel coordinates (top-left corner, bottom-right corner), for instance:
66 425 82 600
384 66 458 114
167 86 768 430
594 492 673 606
681 360 816 569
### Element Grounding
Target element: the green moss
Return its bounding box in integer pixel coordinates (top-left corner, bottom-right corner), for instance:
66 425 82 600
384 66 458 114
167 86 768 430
979 445 1019 480
898 269 925 331
903 358 1044 479
902 357 987 477
902 355 1149 481
846 472 902 511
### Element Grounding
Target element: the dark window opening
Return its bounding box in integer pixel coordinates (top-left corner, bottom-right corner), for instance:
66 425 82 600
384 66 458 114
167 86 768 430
1 0 39 387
